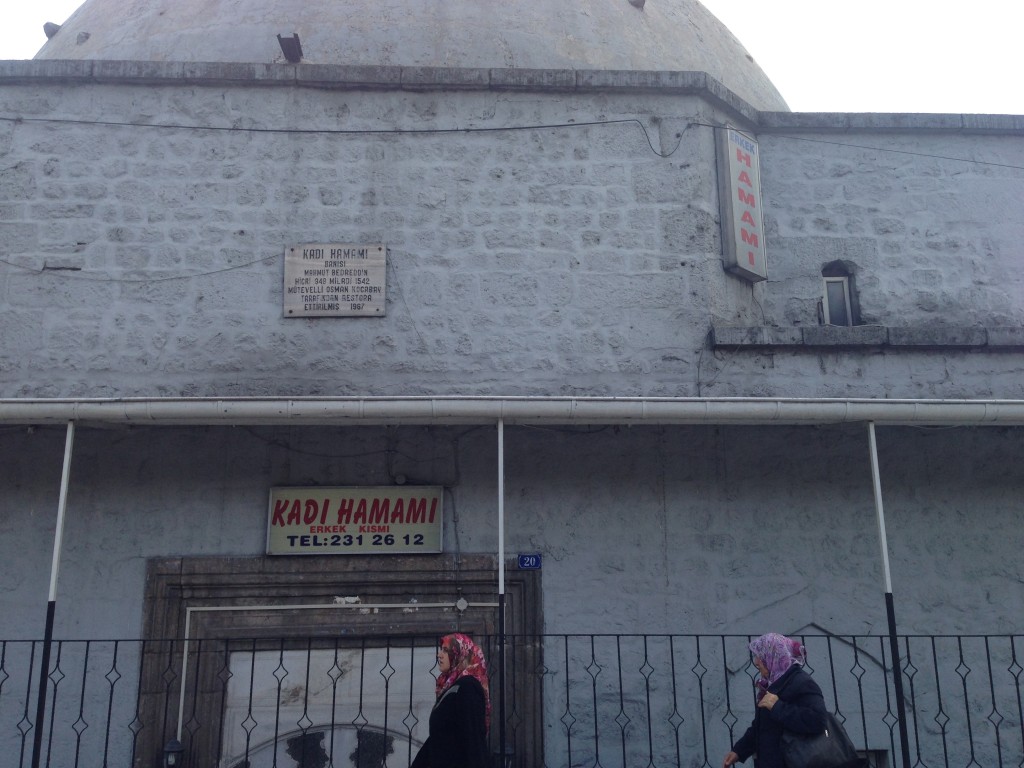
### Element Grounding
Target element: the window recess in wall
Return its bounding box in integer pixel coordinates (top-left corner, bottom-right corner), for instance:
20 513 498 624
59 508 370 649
819 260 860 326
823 276 853 326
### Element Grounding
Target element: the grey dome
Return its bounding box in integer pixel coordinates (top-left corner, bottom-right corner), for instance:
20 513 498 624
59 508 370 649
35 0 788 110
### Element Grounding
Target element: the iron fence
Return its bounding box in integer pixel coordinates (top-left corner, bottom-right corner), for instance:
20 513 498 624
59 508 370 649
1 634 1022 768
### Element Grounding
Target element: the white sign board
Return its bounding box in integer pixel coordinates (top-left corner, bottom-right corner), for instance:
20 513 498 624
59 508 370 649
267 486 443 555
717 129 767 282
284 243 386 317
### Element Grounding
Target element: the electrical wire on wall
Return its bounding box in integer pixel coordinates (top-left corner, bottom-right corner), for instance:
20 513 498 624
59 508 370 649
0 114 690 285
0 114 688 158
5 112 1022 168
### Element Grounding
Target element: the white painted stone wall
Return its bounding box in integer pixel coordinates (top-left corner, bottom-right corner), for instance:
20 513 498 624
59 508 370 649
760 126 1024 329
0 75 726 398
2 66 1023 640
2 69 1023 404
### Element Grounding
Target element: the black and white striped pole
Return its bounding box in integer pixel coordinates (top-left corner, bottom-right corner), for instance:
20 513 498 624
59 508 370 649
31 421 75 768
496 418 508 768
868 422 911 768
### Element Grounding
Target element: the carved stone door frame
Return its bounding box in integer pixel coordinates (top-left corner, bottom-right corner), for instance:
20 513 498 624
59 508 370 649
139 554 542 768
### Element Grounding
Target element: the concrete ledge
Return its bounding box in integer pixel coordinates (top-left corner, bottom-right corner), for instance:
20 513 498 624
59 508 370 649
0 59 95 81
402 67 490 89
296 65 402 88
758 110 1024 135
987 327 1024 348
91 60 185 83
0 60 754 123
764 327 805 346
182 61 288 84
888 327 987 348
3 60 1022 132
490 68 577 91
711 326 766 346
713 325 1020 350
959 114 1024 133
802 325 889 347
579 69 709 91
0 58 728 94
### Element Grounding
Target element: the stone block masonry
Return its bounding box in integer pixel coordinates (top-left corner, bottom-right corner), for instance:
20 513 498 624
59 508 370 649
1 62 1023 400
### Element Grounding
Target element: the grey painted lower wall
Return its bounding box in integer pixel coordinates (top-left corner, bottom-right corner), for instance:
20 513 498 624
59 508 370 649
2 421 1021 641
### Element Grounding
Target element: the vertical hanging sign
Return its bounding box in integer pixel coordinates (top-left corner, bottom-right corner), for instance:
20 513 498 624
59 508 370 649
717 128 767 282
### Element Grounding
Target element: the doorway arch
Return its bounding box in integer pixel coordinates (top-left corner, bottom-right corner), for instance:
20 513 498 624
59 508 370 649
139 554 542 767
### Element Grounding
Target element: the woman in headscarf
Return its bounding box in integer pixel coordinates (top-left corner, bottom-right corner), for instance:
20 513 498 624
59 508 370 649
411 633 491 768
722 633 827 768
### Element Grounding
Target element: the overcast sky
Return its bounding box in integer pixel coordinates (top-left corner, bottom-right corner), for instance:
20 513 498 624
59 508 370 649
699 0 1022 114
2 0 1021 115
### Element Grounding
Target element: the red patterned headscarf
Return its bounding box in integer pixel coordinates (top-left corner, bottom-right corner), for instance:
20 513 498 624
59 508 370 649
435 633 491 731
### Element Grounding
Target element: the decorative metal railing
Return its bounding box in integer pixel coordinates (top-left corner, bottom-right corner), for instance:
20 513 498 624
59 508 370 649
1 634 1021 768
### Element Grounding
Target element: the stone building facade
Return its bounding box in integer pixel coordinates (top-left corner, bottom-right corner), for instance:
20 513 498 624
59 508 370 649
1 1 1023 766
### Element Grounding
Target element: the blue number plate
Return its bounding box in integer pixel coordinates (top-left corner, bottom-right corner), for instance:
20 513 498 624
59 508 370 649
517 554 542 569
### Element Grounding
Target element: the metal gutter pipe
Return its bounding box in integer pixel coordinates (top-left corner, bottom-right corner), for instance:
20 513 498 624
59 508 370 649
3 396 1024 426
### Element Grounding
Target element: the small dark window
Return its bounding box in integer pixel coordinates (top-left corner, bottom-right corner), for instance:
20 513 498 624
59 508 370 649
820 261 859 326
823 276 852 326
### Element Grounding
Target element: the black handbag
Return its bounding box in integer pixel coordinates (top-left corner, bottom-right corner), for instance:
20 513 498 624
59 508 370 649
781 711 863 768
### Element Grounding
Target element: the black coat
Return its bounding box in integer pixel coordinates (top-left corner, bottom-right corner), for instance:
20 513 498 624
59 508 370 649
411 675 489 768
731 665 827 768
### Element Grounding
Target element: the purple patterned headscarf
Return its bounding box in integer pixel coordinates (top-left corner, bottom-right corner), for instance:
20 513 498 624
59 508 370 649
750 633 805 694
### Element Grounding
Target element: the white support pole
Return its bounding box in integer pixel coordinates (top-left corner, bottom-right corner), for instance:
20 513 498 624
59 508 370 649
48 421 76 601
867 421 910 768
498 418 505 597
496 418 507 765
176 608 193 741
32 420 75 768
867 421 893 593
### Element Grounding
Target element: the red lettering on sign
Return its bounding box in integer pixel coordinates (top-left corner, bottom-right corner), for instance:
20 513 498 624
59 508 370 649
741 210 756 226
406 497 427 524
390 498 404 523
735 148 752 168
303 498 329 525
336 497 353 525
369 498 389 524
738 189 756 207
353 498 367 524
741 229 759 247
271 498 292 527
738 170 753 187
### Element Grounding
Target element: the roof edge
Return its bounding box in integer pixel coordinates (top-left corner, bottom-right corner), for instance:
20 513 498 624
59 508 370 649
4 61 1022 131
